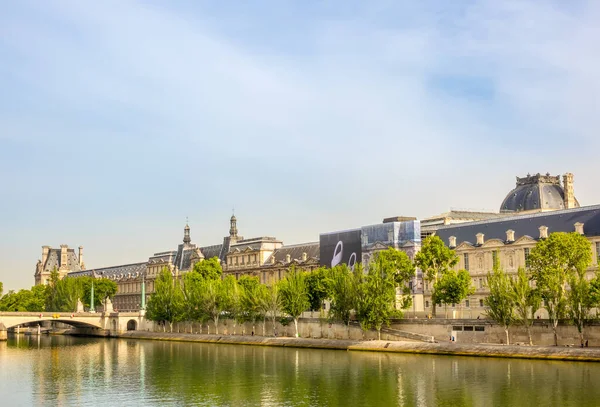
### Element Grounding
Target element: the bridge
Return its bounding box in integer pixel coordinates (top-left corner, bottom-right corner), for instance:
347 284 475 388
0 311 151 339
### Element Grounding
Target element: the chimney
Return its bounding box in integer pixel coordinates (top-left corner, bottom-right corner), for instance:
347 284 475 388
42 246 50 265
563 173 575 209
449 236 457 248
506 230 515 243
538 226 548 239
78 246 85 269
574 222 584 235
60 245 68 270
285 254 291 263
302 252 308 261
476 233 485 245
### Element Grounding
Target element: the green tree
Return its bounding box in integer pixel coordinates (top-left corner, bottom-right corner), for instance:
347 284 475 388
261 284 282 336
192 257 223 280
239 276 265 335
223 275 244 334
200 277 229 335
567 273 594 345
484 266 515 345
326 264 358 328
82 278 118 309
510 267 540 345
305 267 329 313
435 269 474 318
372 247 416 309
0 285 47 312
146 267 184 332
529 232 593 346
415 236 459 317
181 271 205 333
278 266 310 337
0 281 3 296
355 260 397 340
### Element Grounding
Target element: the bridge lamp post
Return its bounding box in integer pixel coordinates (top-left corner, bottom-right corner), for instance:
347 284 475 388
90 281 96 313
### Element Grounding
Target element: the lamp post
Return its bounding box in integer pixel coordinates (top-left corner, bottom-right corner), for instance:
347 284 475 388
90 281 96 313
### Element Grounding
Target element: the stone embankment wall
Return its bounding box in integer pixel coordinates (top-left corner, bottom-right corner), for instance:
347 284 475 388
149 319 413 342
145 318 600 346
391 319 600 346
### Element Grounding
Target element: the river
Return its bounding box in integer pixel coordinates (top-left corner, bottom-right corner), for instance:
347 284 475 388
1 334 599 406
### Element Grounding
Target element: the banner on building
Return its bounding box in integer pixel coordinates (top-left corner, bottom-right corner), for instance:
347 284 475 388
319 229 362 270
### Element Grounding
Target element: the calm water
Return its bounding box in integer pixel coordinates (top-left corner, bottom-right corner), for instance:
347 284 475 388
1 335 599 406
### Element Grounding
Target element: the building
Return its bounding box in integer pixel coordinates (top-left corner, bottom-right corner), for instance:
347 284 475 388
420 210 508 240
500 172 579 213
430 205 600 318
34 245 85 285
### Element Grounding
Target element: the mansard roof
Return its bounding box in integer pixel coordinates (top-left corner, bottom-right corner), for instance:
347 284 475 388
266 242 320 264
436 205 600 247
42 248 81 273
69 262 147 280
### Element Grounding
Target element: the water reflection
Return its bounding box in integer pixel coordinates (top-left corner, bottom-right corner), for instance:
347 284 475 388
1 335 600 406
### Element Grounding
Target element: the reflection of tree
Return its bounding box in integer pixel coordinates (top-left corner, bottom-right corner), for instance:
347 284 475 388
7 337 600 406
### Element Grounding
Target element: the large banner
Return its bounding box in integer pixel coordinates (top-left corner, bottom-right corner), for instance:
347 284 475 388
319 229 362 270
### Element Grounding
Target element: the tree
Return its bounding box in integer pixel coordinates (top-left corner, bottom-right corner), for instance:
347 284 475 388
484 266 515 345
278 266 310 337
567 273 594 346
223 275 243 334
83 278 117 309
305 267 329 313
239 276 266 335
181 271 205 333
529 232 593 346
355 260 397 340
435 269 474 318
415 236 459 317
510 267 540 346
261 284 282 336
326 264 357 328
192 257 223 280
200 277 229 335
371 248 416 309
146 267 184 332
0 281 3 297
0 285 47 312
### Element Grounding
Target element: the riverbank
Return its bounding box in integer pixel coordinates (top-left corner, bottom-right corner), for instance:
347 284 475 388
119 331 600 362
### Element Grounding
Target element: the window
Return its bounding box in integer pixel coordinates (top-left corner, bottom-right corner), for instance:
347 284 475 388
524 248 531 267
479 299 484 307
465 300 470 308
464 254 470 271
479 278 483 288
492 250 498 267
475 326 485 332
425 301 429 308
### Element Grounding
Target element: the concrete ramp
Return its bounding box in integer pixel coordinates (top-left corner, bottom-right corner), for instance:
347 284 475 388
380 327 435 343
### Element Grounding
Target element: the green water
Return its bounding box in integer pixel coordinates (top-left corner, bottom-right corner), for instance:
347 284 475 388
1 335 599 406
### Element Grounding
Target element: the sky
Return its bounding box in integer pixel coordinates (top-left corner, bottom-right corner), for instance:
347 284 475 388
1 0 599 291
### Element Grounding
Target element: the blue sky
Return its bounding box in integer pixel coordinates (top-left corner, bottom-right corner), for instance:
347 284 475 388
1 1 599 291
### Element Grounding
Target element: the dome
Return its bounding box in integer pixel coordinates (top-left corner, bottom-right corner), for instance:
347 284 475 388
500 173 579 213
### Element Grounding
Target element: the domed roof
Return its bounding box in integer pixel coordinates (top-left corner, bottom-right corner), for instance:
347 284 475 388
500 173 579 213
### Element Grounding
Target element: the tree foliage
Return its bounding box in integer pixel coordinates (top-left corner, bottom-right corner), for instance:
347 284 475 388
415 236 458 317
305 267 329 312
146 267 184 332
529 232 592 345
355 260 398 340
510 267 540 346
326 264 358 326
435 269 474 310
0 285 47 312
278 266 310 337
484 265 515 344
192 257 223 281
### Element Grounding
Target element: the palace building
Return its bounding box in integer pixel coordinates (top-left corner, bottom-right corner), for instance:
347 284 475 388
37 215 320 312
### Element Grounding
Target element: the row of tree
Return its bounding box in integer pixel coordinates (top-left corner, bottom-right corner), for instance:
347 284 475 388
146 248 422 338
0 269 117 312
485 232 600 346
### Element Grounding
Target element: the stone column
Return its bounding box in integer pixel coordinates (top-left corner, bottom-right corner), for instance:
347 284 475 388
0 323 7 341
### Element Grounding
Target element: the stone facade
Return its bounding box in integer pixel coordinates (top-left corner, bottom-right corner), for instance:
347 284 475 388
429 205 600 318
34 245 84 285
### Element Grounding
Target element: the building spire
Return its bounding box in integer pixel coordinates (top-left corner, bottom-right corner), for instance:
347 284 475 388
183 218 191 245
229 211 238 240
